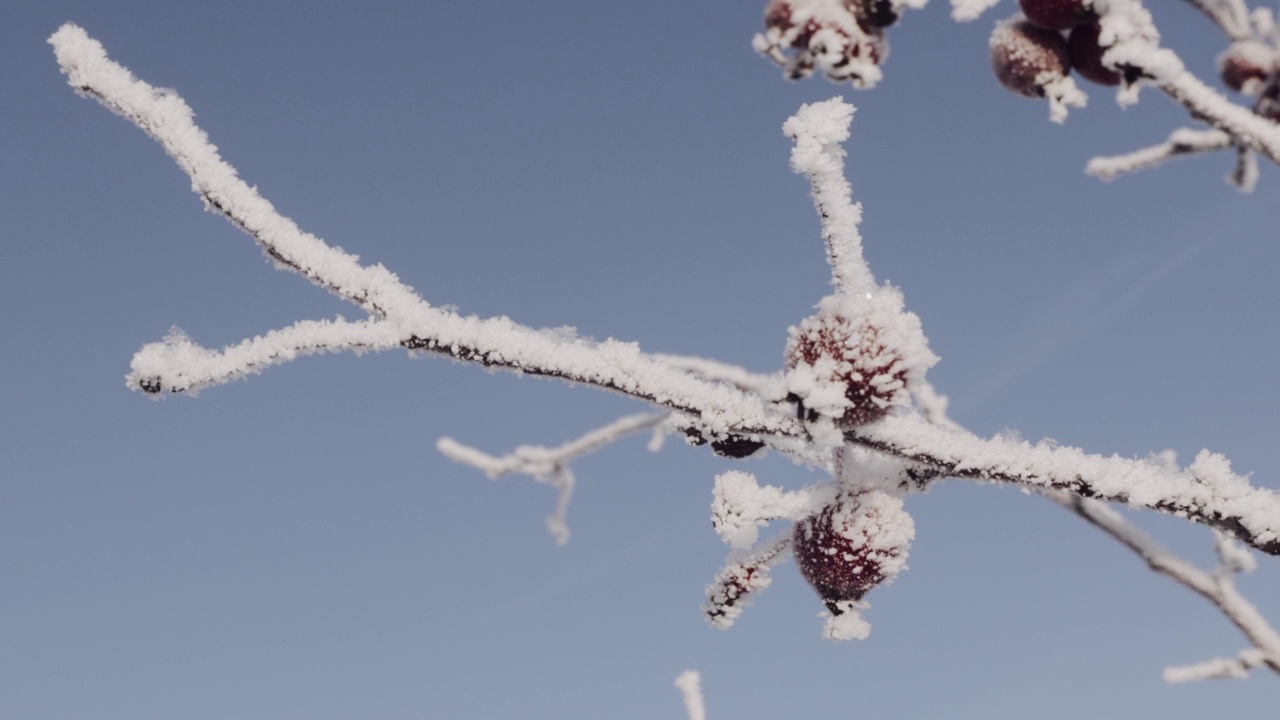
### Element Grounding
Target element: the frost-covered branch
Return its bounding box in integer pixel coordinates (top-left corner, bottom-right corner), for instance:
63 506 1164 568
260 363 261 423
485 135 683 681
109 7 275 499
1062 494 1280 680
783 98 875 296
49 23 803 441
127 318 404 394
674 670 707 720
1158 69 1280 164
1085 127 1234 181
850 415 1280 556
437 413 666 544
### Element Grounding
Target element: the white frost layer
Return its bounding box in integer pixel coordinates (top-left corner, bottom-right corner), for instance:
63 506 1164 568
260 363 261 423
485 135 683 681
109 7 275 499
860 415 1280 551
783 97 874 296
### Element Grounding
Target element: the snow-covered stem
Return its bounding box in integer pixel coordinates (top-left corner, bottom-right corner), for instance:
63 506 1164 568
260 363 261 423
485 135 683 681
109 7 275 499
49 23 801 440
1157 70 1280 165
1062 495 1280 679
1085 128 1234 182
783 98 876 296
437 412 667 545
674 670 707 720
704 532 793 629
128 318 404 394
1164 649 1270 683
849 415 1280 556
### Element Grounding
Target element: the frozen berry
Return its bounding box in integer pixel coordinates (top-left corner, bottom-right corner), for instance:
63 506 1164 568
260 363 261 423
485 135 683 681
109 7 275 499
784 312 908 428
711 435 766 459
1218 41 1277 95
792 492 913 613
1068 21 1121 86
847 0 899 29
990 19 1072 98
1018 0 1092 31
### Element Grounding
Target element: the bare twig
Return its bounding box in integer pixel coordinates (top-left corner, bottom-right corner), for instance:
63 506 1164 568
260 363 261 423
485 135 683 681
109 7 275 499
438 412 667 544
1061 494 1280 679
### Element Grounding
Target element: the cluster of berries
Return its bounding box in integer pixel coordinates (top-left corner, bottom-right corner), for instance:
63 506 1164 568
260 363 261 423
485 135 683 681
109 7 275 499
990 0 1128 101
755 0 908 88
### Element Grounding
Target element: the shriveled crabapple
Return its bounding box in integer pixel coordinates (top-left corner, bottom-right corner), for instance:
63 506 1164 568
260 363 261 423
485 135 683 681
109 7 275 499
1217 41 1278 95
757 0 890 87
1018 0 1093 32
1068 21 1121 87
990 18 1072 98
792 490 913 614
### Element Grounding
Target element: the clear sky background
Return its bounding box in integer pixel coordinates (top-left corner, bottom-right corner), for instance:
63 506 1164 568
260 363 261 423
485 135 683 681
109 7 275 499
3 1 1280 718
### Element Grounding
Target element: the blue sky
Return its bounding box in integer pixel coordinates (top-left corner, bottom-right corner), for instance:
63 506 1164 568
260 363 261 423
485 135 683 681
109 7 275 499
3 1 1279 718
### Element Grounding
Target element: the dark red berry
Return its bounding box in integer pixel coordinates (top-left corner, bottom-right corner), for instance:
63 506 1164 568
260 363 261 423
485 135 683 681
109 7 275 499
784 313 907 428
1068 22 1120 86
792 493 912 613
990 19 1071 98
710 436 766 459
847 0 899 29
1018 0 1092 31
1218 41 1276 95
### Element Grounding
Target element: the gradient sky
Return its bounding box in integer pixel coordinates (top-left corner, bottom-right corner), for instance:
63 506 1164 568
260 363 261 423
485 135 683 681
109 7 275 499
3 1 1280 718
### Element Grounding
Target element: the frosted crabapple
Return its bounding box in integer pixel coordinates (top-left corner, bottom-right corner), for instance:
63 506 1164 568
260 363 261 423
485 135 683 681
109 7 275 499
783 310 908 429
1018 0 1093 31
1217 41 1277 95
1068 21 1122 87
781 289 935 433
990 18 1072 98
792 490 914 614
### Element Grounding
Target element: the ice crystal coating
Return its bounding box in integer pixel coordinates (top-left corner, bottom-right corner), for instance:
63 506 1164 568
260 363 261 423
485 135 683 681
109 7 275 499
792 490 914 613
990 17 1072 98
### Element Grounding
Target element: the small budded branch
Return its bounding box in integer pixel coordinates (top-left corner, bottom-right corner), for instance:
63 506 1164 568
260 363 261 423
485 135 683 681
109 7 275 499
704 531 793 629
